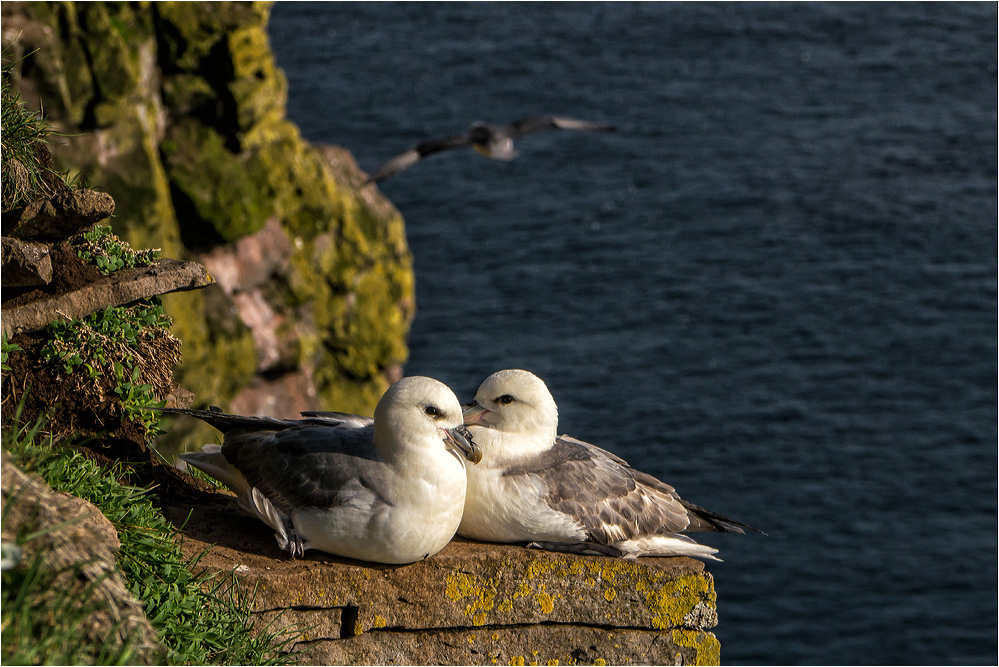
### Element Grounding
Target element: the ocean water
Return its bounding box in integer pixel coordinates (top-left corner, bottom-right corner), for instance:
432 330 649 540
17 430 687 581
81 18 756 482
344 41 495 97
268 3 997 664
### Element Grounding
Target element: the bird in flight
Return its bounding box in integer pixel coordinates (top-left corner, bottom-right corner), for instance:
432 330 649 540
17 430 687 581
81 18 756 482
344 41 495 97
365 116 616 183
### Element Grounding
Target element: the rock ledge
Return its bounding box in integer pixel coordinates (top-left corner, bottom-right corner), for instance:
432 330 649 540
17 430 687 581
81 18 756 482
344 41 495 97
168 490 720 665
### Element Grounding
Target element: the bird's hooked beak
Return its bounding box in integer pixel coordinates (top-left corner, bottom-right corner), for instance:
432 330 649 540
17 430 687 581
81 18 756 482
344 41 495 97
444 425 481 464
462 400 491 427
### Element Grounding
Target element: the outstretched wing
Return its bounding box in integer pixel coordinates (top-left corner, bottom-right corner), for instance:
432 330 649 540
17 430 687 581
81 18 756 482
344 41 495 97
508 116 616 136
366 132 471 183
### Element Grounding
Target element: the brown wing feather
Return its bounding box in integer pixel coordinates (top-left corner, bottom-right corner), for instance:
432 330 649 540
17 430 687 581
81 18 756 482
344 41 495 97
508 436 694 545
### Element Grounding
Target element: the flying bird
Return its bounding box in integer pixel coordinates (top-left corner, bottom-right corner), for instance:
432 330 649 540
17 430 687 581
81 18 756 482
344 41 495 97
459 369 762 560
169 376 481 564
365 116 616 183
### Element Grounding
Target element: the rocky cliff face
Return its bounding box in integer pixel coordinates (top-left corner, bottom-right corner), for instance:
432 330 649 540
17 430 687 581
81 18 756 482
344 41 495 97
166 485 722 666
1 2 414 448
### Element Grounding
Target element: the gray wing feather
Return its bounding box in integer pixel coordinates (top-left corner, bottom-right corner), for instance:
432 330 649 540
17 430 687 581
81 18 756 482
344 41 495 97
508 116 616 136
221 425 393 515
679 500 765 535
299 411 375 428
167 408 394 514
505 434 760 544
367 149 422 183
366 132 472 183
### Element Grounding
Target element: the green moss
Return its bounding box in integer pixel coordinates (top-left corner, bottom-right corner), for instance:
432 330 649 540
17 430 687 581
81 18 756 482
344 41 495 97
161 289 257 402
163 119 274 243
161 73 216 118
226 24 287 132
155 1 270 73
77 3 146 103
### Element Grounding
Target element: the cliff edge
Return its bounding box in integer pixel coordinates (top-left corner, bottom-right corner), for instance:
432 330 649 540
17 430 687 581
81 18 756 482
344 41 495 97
166 485 721 666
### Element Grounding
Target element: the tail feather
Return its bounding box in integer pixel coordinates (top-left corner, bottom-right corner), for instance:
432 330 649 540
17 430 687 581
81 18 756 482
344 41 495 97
178 447 292 541
155 407 300 434
681 500 766 535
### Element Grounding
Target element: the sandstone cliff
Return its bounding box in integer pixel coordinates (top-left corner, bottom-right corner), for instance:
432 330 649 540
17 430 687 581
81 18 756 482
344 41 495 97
2 2 414 452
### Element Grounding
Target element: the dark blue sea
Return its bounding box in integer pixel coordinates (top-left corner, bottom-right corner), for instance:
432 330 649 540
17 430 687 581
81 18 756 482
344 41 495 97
268 3 998 664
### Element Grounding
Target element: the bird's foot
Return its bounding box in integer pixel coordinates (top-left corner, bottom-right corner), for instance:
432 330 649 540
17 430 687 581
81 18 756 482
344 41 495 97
284 532 307 559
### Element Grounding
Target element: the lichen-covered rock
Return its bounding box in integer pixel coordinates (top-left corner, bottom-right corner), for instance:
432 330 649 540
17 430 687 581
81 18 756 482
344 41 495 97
165 488 722 666
3 1 415 434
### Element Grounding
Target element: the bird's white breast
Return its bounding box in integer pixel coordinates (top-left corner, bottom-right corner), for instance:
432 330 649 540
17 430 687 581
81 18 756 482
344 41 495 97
459 453 586 544
294 448 467 564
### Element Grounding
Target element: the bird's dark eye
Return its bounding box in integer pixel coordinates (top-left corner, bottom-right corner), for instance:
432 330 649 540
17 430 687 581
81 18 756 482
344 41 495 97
496 395 515 405
424 405 441 417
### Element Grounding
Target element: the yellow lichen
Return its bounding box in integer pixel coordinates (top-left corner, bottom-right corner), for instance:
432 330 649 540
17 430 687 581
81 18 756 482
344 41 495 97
372 615 387 629
593 659 607 666
603 588 617 603
669 630 721 666
534 593 555 614
510 657 525 666
636 573 714 630
445 570 497 625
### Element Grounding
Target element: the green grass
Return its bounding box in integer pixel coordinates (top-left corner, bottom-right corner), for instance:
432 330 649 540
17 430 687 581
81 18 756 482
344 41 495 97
2 414 298 665
1 50 77 211
1 549 143 665
1 333 20 373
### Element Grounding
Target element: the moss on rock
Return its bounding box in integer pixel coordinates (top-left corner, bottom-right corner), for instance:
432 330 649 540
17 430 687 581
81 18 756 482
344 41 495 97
5 0 415 422
162 118 274 245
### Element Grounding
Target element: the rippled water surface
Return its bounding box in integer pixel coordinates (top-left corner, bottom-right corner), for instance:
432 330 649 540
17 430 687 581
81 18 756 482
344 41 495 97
269 3 997 663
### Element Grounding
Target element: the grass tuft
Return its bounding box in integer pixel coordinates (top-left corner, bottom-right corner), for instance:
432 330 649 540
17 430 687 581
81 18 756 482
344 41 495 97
39 300 178 438
1 49 77 211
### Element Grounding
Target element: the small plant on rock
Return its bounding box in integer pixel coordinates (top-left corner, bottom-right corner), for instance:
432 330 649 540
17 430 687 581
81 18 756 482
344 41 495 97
70 224 161 274
39 300 178 438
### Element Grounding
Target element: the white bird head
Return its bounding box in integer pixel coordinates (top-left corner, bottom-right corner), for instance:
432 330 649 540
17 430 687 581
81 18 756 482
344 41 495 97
463 370 559 445
375 376 481 464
